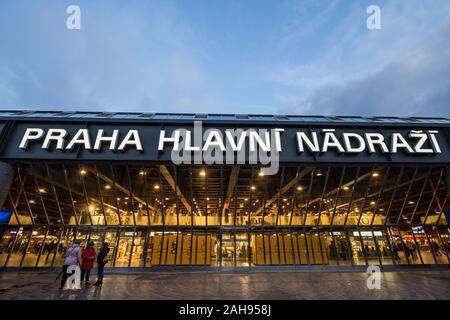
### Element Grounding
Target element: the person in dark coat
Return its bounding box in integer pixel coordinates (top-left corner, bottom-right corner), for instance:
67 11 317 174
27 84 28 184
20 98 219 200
94 242 110 286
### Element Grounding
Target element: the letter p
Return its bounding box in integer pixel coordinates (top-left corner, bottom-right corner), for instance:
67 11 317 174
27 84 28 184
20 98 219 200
19 128 44 150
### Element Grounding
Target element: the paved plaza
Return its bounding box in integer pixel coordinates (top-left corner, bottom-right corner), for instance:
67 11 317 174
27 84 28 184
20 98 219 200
0 269 449 300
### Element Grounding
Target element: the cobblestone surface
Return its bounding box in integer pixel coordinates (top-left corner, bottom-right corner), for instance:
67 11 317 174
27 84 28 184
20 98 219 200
0 270 449 300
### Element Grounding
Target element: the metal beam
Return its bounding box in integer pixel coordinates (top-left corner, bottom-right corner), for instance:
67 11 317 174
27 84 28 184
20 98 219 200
222 166 240 216
159 165 191 213
255 167 312 216
88 167 153 210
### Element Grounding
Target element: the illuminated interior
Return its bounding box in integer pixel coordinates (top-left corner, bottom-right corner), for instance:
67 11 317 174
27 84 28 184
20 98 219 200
0 163 449 268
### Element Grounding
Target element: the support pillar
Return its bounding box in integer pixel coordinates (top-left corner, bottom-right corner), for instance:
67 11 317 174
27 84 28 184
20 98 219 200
0 161 15 210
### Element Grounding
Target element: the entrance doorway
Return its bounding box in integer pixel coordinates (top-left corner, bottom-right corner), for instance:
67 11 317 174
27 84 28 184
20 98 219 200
220 230 250 269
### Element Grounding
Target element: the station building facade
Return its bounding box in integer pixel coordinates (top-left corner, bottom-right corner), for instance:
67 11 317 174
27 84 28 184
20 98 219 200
0 111 449 270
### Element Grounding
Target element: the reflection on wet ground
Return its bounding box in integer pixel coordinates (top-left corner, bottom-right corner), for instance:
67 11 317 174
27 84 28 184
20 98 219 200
0 270 449 300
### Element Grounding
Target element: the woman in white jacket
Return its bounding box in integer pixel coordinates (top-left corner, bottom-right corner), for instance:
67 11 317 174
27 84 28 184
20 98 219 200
59 240 82 289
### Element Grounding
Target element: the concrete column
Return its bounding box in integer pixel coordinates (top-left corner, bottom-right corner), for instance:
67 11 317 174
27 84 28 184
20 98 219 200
0 161 15 210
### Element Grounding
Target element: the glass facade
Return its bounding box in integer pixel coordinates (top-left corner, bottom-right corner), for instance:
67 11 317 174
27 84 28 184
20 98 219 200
0 163 449 269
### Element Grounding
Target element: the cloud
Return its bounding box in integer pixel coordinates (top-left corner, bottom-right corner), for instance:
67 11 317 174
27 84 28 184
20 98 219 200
0 1 211 112
1 1 449 117
274 1 450 117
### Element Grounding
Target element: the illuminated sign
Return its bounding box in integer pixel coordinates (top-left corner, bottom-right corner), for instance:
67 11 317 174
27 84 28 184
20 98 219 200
19 128 143 151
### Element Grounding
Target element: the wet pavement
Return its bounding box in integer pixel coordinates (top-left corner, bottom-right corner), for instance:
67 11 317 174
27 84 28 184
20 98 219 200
0 269 449 300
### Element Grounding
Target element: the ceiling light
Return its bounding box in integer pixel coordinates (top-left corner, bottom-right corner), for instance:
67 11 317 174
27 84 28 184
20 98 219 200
372 172 380 177
80 169 87 175
154 184 160 190
199 170 206 177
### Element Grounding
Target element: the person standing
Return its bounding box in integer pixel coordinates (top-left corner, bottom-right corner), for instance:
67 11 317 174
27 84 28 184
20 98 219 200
80 240 96 285
59 240 82 290
94 242 110 286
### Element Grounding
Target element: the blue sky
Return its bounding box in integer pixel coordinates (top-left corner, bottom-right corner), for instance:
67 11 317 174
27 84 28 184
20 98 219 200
0 0 449 116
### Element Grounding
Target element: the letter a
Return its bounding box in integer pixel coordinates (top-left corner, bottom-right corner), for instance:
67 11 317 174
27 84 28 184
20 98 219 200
366 5 381 30
66 5 81 30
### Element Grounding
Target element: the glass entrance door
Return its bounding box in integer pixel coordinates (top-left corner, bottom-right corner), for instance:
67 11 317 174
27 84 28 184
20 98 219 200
220 230 250 268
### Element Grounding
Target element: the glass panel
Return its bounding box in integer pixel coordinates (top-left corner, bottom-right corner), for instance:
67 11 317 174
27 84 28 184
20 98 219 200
331 231 352 266
130 230 146 267
22 227 47 267
436 227 450 262
321 229 337 266
346 168 373 225
373 229 394 265
397 227 421 264
348 229 366 266
221 233 235 267
75 229 90 248
235 232 249 267
6 227 32 267
305 168 328 225
53 228 76 267
127 166 148 226
36 227 62 267
318 167 343 226
104 229 118 265
0 229 17 266
115 230 133 267
66 165 91 225
358 229 379 265
331 167 359 226
411 226 437 264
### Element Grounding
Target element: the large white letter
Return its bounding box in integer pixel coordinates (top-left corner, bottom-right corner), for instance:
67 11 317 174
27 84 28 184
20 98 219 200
343 133 366 153
158 130 180 151
322 129 345 153
296 131 320 152
66 129 91 150
203 130 226 152
118 130 143 151
225 130 247 151
42 129 68 150
19 128 45 150
248 130 271 152
391 133 414 153
409 130 433 153
94 129 119 150
428 130 442 153
365 133 389 153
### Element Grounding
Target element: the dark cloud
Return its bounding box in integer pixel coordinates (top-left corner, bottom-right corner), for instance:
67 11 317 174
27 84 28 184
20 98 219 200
279 12 450 117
